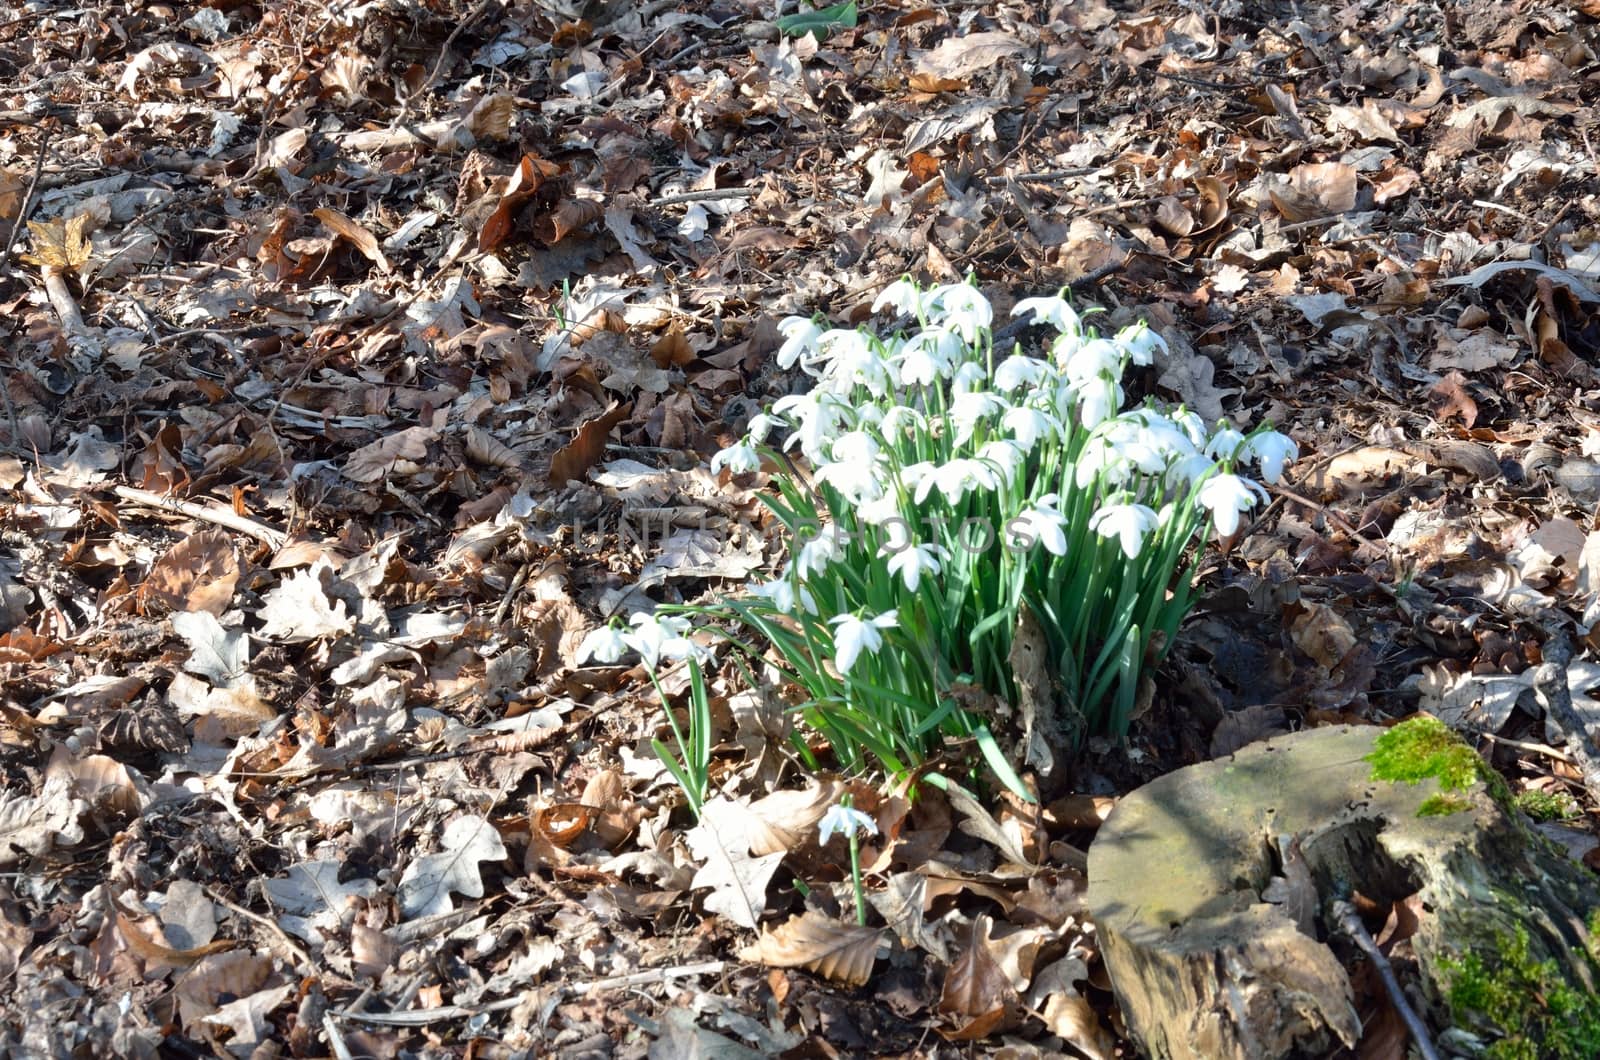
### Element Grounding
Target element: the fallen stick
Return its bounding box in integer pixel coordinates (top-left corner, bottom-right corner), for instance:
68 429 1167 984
112 484 287 552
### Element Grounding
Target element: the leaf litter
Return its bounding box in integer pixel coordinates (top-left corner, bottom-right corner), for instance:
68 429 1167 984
0 0 1598 1055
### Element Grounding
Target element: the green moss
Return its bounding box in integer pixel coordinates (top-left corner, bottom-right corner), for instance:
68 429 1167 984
1514 789 1581 822
1443 926 1600 1059
1366 716 1512 812
1418 794 1471 817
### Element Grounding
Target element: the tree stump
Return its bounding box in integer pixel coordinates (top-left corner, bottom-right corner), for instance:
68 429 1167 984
1086 723 1600 1060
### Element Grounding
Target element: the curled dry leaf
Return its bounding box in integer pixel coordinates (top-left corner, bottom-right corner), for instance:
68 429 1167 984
937 914 1019 1040
738 910 882 987
549 401 632 485
312 206 390 273
1267 161 1357 221
143 528 240 616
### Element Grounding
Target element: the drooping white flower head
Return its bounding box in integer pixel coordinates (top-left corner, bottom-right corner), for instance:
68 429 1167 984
977 439 1027 483
1116 322 1167 365
829 610 899 674
880 403 928 438
777 316 825 370
797 530 845 578
751 575 817 615
1002 405 1061 449
993 355 1050 393
624 612 699 668
1246 431 1298 484
951 360 988 394
926 283 993 342
1062 337 1124 384
1072 374 1123 429
1197 473 1268 538
950 389 1005 445
816 328 892 396
1011 497 1070 556
1012 294 1081 334
577 623 631 664
914 458 1001 505
1205 424 1247 462
818 802 879 843
884 543 947 592
710 442 761 476
1090 502 1160 559
895 327 960 387
746 412 782 444
815 431 887 503
872 277 923 317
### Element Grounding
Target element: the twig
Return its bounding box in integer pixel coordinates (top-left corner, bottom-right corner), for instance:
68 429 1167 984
1532 631 1600 802
415 0 495 101
203 885 318 977
333 959 727 1026
984 166 1099 185
1330 899 1440 1060
0 125 49 271
1472 729 1573 765
492 559 532 626
112 484 288 551
652 187 761 207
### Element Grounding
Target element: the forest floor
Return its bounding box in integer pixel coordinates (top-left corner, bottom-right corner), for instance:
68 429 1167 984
2 0 1599 1056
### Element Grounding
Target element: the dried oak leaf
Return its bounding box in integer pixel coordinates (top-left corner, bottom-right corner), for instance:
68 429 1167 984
397 815 507 919
144 528 239 616
739 910 882 987
937 914 1020 1040
343 426 439 483
549 401 631 484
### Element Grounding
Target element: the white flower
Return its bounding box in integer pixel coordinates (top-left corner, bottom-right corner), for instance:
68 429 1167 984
777 316 824 369
797 531 845 578
624 612 698 668
818 802 879 843
895 328 960 386
1003 405 1060 449
817 329 891 395
1062 337 1124 384
978 439 1027 483
1197 473 1268 538
926 283 993 342
1116 322 1167 365
950 389 1005 444
914 458 1000 504
1246 431 1298 484
1171 408 1208 447
881 404 928 437
1012 294 1081 334
952 361 988 394
1166 451 1215 488
1050 330 1084 367
746 412 782 444
815 431 886 502
1011 498 1069 556
1205 425 1247 462
1090 502 1160 559
751 575 817 615
710 442 761 475
872 277 923 317
993 355 1050 393
1074 433 1134 490
884 543 946 592
829 610 898 674
1072 374 1123 429
577 623 630 664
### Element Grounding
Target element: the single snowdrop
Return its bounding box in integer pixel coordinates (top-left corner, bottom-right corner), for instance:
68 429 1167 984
1072 374 1123 429
746 412 782 444
1197 473 1268 538
880 403 928 438
1062 337 1124 384
977 439 1027 483
1091 502 1160 559
1011 497 1070 556
884 543 946 592
625 612 699 668
895 327 959 386
1012 294 1081 334
927 283 993 342
1247 431 1298 484
577 623 630 664
1205 424 1247 462
777 316 824 370
710 442 761 476
951 360 988 394
797 530 845 578
829 610 899 674
914 458 1001 505
872 276 923 318
818 801 879 843
1116 321 1167 365
950 389 1005 444
993 354 1050 393
751 575 817 615
1002 404 1061 449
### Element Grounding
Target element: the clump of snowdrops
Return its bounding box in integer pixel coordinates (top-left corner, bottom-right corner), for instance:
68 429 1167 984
585 278 1295 803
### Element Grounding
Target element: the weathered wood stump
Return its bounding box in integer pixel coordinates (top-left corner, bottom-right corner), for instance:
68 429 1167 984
1086 723 1600 1060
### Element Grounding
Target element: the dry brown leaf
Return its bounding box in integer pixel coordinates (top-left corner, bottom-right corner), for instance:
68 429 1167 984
533 198 603 244
21 214 93 272
143 529 240 616
464 427 521 469
1268 162 1357 221
744 778 846 856
174 951 272 1028
1289 602 1358 669
908 72 968 93
313 207 390 273
47 746 146 817
1427 371 1478 429
464 92 515 141
936 914 1018 1040
480 154 563 252
343 426 439 483
738 911 882 987
649 325 695 369
549 401 631 484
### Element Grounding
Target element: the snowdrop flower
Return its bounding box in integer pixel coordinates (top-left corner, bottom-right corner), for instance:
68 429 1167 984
1197 473 1268 538
829 610 898 674
1003 405 1060 449
1062 337 1124 384
1072 374 1123 429
978 439 1027 483
1247 431 1298 484
1011 497 1070 556
927 283 993 342
1170 408 1208 448
1116 322 1167 365
710 442 761 475
746 412 782 444
751 575 817 615
873 277 923 317
818 802 879 843
895 328 960 386
1166 451 1215 489
914 458 1000 504
817 329 891 395
1091 502 1160 559
577 623 630 664
881 404 928 438
777 316 824 369
950 389 1005 444
993 355 1049 393
815 431 887 502
625 612 698 668
952 360 988 394
1075 433 1134 490
797 530 845 578
1050 330 1084 367
884 543 946 592
1205 424 1247 462
1012 294 1081 334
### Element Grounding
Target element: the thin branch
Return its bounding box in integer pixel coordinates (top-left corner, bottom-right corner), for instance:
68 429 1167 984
0 125 49 270
1330 899 1441 1060
112 484 288 551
